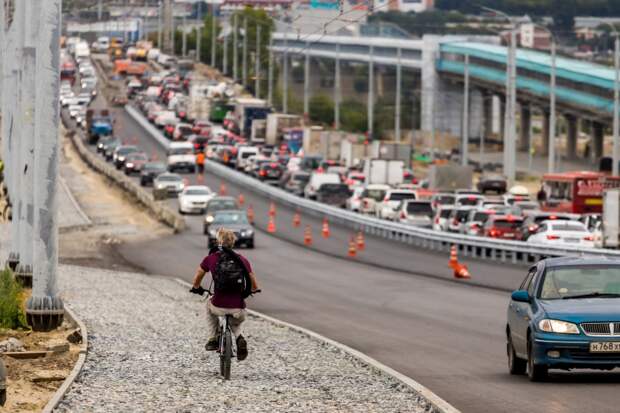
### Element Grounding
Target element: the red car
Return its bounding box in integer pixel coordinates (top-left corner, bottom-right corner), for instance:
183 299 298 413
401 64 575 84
482 215 524 240
124 152 149 175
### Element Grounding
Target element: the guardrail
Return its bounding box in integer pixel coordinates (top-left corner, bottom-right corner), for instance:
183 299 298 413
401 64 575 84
124 96 620 265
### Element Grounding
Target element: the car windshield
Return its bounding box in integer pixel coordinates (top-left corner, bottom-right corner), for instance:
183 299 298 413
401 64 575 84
363 189 386 201
320 184 349 193
158 175 180 182
459 197 480 206
213 212 248 225
535 216 571 224
302 157 322 169
144 163 165 172
169 147 192 155
389 192 416 201
493 219 523 229
185 188 211 196
208 200 237 211
435 195 455 204
128 153 148 161
540 266 620 300
440 209 453 218
473 212 492 222
455 210 471 221
293 174 310 183
118 147 138 155
407 202 432 215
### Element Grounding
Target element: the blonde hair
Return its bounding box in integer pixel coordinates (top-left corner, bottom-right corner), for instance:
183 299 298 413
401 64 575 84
217 228 237 248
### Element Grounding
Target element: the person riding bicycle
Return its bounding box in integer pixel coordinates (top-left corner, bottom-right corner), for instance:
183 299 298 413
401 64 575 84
190 228 260 361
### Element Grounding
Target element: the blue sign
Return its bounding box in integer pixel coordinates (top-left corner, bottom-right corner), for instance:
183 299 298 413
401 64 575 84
310 0 339 9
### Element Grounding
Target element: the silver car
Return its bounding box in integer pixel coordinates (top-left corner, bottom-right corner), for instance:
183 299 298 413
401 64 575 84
396 200 433 227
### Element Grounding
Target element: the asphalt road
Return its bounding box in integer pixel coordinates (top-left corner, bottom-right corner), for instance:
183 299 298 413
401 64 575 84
65 75 620 413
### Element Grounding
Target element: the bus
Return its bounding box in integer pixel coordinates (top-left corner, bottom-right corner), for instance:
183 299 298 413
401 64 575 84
540 171 620 214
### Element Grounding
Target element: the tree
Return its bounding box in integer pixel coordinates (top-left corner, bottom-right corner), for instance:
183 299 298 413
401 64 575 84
309 94 334 126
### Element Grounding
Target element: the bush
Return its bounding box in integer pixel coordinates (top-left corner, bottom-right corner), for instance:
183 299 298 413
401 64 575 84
0 269 28 330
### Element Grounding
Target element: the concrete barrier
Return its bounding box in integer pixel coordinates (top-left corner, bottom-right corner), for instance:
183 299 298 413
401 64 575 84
65 128 186 232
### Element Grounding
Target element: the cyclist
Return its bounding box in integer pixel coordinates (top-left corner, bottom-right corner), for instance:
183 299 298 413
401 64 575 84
190 228 260 361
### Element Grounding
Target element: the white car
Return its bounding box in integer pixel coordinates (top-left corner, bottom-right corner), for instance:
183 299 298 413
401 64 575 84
237 146 259 171
527 220 595 248
167 141 196 173
304 172 340 200
68 103 87 118
396 200 433 227
375 189 417 220
433 206 454 231
154 111 178 128
455 194 484 207
178 185 215 214
346 186 365 212
359 184 390 215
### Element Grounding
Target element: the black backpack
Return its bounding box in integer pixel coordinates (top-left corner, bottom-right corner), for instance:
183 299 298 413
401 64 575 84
210 247 252 298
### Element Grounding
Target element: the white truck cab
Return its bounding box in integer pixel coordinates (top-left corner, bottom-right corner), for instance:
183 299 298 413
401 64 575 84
167 142 196 173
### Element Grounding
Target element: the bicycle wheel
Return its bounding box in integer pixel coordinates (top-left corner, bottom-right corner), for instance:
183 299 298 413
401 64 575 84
220 328 232 380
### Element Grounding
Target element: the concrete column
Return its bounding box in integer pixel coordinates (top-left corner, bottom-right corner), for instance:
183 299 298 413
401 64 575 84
499 97 506 144
566 114 578 159
592 121 605 161
483 94 493 140
541 111 550 157
519 105 531 152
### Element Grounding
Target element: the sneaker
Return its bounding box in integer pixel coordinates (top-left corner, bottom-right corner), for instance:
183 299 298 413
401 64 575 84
236 335 248 361
205 337 218 351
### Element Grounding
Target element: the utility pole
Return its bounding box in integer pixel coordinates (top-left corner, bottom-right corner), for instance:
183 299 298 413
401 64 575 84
26 0 65 332
462 54 470 166
367 45 374 138
255 24 261 97
196 1 202 62
506 28 517 184
233 14 238 82
548 38 556 173
614 33 620 176
98 0 103 21
157 0 163 49
283 31 288 113
211 3 216 67
11 1 24 270
268 37 273 106
395 47 402 142
334 43 341 130
304 42 310 119
182 12 187 57
223 31 228 74
242 18 248 86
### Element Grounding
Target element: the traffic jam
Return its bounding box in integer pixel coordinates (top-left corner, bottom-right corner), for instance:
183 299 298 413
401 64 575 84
55 34 620 383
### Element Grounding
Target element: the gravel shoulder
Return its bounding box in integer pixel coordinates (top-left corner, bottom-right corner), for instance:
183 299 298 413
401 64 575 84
55 265 431 413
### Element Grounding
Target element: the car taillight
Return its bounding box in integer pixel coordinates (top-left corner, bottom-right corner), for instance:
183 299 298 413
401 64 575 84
400 211 406 219
194 143 200 148
546 235 560 240
452 218 458 225
259 170 266 176
435 217 439 224
583 235 594 241
528 225 538 232
489 229 499 237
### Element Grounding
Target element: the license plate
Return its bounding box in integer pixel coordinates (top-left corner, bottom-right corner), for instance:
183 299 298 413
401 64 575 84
565 238 579 243
503 233 515 238
590 342 620 352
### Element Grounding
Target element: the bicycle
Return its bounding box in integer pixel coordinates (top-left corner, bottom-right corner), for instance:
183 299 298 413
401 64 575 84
191 285 260 380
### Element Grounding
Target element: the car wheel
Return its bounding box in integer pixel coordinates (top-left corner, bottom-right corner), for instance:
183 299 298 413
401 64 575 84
178 207 185 215
247 239 254 249
140 179 146 186
507 332 526 375
527 337 548 382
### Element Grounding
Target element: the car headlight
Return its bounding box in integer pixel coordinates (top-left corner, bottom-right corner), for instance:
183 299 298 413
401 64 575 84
241 229 254 237
538 319 580 334
126 162 134 168
205 215 214 223
209 229 218 237
119 156 126 162
156 183 165 189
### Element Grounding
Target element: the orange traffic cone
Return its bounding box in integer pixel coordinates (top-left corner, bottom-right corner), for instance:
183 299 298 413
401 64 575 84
454 263 471 279
219 182 227 195
348 236 357 258
267 216 276 233
356 231 365 251
269 202 276 217
238 193 245 206
293 210 301 228
322 217 330 238
449 245 458 269
247 205 255 224
304 225 313 246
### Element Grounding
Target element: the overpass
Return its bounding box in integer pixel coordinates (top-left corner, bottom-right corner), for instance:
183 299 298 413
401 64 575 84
271 31 618 161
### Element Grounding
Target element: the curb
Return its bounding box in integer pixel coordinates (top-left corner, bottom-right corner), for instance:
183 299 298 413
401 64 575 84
174 278 459 413
41 305 89 413
58 176 93 227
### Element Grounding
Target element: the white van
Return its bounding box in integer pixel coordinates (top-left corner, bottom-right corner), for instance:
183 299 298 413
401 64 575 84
304 172 340 200
167 142 196 173
237 146 259 171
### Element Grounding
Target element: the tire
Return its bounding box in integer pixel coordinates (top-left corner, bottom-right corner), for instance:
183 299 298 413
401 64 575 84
220 328 232 380
0 389 5 406
178 208 185 215
507 333 526 375
527 337 548 382
247 240 254 249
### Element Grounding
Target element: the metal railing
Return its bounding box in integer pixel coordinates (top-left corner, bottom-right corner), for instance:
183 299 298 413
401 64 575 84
125 102 620 266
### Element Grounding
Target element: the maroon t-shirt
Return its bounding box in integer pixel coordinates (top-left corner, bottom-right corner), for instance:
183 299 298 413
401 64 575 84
200 251 252 309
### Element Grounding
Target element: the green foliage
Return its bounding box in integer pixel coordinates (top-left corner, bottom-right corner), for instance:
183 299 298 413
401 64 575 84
0 269 28 330
309 94 334 126
341 100 367 133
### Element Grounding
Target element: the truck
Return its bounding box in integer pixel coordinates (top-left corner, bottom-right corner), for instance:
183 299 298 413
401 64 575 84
340 139 374 168
250 119 267 144
302 126 325 155
363 159 404 186
371 141 413 166
86 109 113 145
188 80 211 121
233 98 270 137
265 113 303 146
210 100 235 123
427 164 473 192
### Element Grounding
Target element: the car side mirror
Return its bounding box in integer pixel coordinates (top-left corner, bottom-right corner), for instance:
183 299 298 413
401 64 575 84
511 290 530 303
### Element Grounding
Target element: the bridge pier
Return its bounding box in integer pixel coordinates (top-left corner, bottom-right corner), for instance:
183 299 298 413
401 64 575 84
518 105 531 152
592 121 605 161
565 114 578 160
483 94 493 140
541 111 550 157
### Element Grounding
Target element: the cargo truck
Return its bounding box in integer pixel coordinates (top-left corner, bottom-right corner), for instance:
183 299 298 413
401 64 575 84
209 100 235 123
362 159 404 186
233 98 270 137
265 113 303 146
427 164 473 192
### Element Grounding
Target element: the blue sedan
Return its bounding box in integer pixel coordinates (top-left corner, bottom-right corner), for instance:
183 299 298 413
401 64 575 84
506 257 620 381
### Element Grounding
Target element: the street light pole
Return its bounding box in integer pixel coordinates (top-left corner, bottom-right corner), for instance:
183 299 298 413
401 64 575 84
548 38 557 173
462 53 470 166
614 33 620 176
233 14 238 82
211 4 216 68
304 42 310 119
334 43 341 130
242 18 248 86
268 36 273 106
395 47 402 142
196 3 202 62
368 45 374 139
255 24 261 98
283 31 288 113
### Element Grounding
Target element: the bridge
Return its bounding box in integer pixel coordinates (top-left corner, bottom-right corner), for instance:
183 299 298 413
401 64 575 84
271 31 617 161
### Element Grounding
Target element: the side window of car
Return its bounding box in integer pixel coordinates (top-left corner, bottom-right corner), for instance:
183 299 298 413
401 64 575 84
519 269 534 291
538 224 547 234
527 269 539 297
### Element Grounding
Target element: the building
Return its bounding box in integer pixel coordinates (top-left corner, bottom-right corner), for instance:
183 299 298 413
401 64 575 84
374 0 433 13
501 24 551 51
